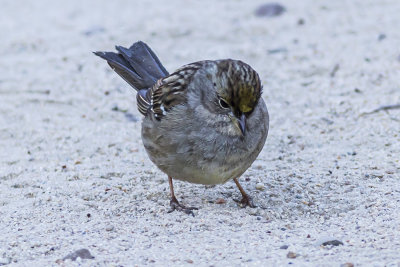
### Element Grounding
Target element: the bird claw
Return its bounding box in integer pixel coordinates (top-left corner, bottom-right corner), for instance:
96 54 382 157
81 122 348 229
168 197 198 216
234 195 256 208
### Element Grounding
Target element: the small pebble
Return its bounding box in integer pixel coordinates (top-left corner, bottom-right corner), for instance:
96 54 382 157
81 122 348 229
287 252 297 259
248 209 258 215
62 249 94 261
106 225 115 231
215 198 226 204
255 3 286 17
280 245 289 249
315 237 344 247
255 183 265 191
341 263 354 267
378 33 386 41
322 240 343 246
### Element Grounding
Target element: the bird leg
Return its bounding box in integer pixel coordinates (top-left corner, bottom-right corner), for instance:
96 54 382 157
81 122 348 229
167 176 198 216
233 178 256 208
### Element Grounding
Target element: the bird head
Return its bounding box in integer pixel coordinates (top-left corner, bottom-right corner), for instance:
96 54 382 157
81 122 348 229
213 60 262 136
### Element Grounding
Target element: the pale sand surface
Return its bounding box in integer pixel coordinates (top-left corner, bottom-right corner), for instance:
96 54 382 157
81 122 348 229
0 0 400 266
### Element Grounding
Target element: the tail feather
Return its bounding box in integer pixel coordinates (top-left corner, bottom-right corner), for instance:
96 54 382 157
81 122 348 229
94 41 168 91
93 51 144 89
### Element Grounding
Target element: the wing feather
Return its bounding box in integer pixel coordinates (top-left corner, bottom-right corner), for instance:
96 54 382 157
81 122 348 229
140 63 202 119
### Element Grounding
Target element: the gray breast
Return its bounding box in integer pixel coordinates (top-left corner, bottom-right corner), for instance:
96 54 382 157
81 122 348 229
141 99 269 185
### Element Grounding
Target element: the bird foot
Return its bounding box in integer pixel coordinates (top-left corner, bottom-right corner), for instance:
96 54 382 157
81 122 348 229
234 195 256 208
168 197 198 216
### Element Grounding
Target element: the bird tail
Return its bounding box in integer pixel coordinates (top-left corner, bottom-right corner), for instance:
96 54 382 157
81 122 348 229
94 41 169 90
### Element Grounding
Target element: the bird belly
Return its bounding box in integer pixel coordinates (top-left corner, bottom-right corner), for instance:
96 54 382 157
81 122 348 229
148 154 251 185
142 130 256 185
169 158 249 185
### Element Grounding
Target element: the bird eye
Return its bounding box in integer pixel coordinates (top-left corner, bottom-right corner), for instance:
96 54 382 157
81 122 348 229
219 98 230 109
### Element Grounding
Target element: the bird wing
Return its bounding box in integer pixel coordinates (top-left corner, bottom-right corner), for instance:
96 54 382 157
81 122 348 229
144 63 202 120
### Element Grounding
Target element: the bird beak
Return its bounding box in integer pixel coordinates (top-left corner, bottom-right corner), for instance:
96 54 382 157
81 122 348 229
238 113 246 136
230 113 246 136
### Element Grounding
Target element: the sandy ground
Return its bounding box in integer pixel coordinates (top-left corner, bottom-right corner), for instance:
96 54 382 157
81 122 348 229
1 0 400 266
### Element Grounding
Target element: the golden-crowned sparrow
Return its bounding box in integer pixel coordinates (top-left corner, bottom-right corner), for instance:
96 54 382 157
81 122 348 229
94 41 269 215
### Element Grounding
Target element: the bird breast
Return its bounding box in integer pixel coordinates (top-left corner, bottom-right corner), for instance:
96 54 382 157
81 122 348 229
141 99 268 185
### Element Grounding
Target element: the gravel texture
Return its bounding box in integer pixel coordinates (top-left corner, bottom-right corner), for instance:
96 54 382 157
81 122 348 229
1 0 400 266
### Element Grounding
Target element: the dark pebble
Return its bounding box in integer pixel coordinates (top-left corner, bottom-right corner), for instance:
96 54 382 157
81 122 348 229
297 18 305 25
378 33 386 41
63 249 94 261
255 3 286 17
322 240 343 246
280 245 289 249
45 246 56 256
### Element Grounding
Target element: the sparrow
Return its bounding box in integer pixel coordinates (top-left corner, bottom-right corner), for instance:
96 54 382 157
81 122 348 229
94 41 269 215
